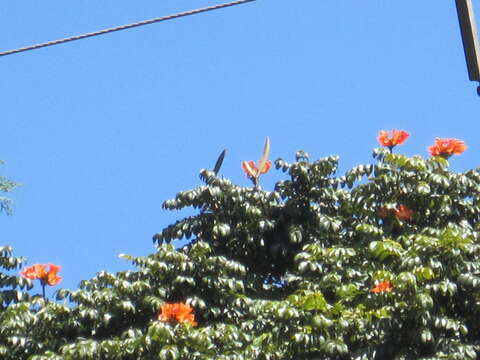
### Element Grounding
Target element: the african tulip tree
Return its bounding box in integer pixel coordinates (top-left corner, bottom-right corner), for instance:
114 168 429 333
1 133 480 360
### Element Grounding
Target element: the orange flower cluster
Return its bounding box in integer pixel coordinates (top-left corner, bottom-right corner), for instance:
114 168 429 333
158 302 197 326
394 205 413 221
370 280 393 293
242 160 272 180
376 130 467 160
377 130 409 149
428 138 467 158
21 264 62 286
242 137 271 186
379 205 413 221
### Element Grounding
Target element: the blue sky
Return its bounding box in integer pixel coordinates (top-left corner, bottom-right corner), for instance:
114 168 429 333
1 0 479 294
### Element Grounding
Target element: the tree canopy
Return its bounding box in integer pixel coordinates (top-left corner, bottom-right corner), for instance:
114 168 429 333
1 134 480 359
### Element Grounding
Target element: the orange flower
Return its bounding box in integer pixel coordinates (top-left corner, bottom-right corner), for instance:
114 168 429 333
428 138 467 158
21 264 62 286
370 280 393 293
377 130 409 149
241 160 272 180
158 302 197 326
158 303 176 322
379 205 413 221
394 205 413 221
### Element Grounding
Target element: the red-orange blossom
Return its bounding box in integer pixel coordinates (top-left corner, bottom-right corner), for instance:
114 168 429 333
242 160 272 180
21 264 62 286
158 302 198 326
377 130 409 149
379 205 414 221
370 280 394 293
428 138 467 158
394 205 414 221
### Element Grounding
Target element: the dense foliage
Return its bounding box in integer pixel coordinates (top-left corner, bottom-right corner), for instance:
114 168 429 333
1 143 480 359
0 160 18 215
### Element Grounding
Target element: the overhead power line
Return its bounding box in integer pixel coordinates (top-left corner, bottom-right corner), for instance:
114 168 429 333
0 0 256 57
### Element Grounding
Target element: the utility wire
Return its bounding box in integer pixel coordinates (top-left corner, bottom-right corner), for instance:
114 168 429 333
0 0 255 57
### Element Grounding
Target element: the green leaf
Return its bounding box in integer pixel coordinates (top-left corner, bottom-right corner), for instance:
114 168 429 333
369 240 404 260
416 182 431 195
290 291 327 311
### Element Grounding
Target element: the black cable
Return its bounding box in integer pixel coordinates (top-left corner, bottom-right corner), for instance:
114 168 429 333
0 0 256 57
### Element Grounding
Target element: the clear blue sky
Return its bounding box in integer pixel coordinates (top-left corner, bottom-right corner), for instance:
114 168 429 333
1 0 478 293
